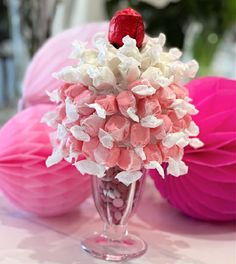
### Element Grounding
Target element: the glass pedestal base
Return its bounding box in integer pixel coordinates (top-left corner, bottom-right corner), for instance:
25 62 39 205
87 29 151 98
81 232 147 262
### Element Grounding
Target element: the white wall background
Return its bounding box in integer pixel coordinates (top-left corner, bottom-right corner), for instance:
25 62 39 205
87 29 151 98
52 0 107 35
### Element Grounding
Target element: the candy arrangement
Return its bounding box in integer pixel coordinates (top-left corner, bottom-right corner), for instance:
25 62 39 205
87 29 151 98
41 8 203 260
44 8 203 186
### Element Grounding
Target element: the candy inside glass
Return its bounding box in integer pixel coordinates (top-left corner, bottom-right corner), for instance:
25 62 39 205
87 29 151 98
81 166 147 261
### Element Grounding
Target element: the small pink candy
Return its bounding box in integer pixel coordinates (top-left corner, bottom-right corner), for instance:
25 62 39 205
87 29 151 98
156 87 175 108
59 83 71 101
65 84 87 98
63 121 76 130
130 123 150 147
137 94 161 118
162 114 172 132
94 143 109 164
150 126 166 141
173 119 189 132
82 137 99 160
106 146 121 168
81 114 105 137
161 144 183 161
66 135 83 152
94 143 120 167
169 83 188 99
117 148 142 171
105 115 130 142
144 144 162 163
113 198 124 208
114 211 122 220
116 91 137 118
150 115 172 140
95 95 118 115
74 89 95 115
128 79 153 99
168 110 191 132
167 110 179 124
57 104 66 121
183 114 192 127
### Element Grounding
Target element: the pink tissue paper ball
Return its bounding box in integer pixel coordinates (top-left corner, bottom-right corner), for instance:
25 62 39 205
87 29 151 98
150 77 236 221
20 22 108 109
0 105 91 216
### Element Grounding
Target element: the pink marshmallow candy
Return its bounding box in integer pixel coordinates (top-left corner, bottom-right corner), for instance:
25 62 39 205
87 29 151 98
82 137 99 160
169 83 188 99
81 114 105 137
130 123 150 147
116 91 137 118
161 144 183 161
117 148 142 171
138 94 161 118
168 110 191 132
94 143 121 167
156 87 175 108
144 144 163 163
74 89 95 115
128 79 154 99
65 83 87 98
95 94 118 115
105 115 130 142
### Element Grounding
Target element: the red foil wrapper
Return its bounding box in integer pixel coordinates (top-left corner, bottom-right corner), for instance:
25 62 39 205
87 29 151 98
108 7 144 48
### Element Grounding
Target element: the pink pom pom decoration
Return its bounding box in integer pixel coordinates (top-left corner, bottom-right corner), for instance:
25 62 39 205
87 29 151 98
20 22 108 109
0 105 91 216
150 77 236 221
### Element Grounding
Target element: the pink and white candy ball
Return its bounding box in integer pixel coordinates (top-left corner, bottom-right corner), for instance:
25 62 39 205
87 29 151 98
43 30 201 186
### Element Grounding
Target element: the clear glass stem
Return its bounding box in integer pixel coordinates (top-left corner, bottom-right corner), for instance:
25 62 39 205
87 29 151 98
81 167 147 261
103 223 128 241
120 181 136 225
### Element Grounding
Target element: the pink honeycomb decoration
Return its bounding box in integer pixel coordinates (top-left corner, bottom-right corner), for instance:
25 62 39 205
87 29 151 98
150 77 236 221
0 105 91 216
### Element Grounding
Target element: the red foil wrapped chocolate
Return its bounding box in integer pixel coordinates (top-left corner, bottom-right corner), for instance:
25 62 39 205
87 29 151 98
108 7 144 48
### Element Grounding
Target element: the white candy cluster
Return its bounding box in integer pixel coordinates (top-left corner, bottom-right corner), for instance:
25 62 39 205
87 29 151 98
53 34 198 94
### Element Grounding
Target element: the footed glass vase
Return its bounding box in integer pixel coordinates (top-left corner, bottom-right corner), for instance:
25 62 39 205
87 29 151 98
81 166 147 261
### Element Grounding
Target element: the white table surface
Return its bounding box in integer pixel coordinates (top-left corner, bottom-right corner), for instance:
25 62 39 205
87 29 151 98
0 180 235 264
